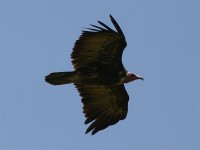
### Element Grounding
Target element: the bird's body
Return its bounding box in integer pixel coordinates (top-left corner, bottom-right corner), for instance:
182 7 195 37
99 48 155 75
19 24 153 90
45 15 143 135
75 62 127 85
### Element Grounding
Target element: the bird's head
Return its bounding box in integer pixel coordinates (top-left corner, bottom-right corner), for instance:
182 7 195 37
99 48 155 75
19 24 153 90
124 72 144 83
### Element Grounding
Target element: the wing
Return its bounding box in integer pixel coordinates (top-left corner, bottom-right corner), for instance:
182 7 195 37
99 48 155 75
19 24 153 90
71 15 127 70
75 84 129 135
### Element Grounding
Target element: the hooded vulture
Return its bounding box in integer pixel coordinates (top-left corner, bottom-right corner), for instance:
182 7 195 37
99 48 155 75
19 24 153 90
45 15 143 135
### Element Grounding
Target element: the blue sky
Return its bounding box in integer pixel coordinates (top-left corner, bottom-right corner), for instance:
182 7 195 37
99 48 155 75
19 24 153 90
0 0 199 150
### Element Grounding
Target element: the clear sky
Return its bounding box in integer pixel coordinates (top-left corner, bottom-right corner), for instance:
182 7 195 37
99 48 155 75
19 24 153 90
0 0 199 150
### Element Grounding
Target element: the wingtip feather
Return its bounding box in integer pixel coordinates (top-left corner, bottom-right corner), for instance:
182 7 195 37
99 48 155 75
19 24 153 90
109 15 124 36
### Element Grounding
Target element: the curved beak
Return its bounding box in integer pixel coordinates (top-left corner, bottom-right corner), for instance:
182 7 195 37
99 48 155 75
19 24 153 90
137 75 144 81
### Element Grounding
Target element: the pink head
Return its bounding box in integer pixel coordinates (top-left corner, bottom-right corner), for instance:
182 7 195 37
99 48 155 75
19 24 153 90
124 72 144 83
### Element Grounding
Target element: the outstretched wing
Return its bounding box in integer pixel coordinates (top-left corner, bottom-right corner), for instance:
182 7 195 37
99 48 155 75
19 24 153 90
71 15 127 70
75 84 129 135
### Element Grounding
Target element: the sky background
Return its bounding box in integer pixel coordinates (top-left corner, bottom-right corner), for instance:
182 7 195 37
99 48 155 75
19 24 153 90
0 0 199 150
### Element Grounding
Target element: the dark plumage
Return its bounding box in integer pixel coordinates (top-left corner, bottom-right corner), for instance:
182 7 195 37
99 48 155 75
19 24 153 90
45 15 143 135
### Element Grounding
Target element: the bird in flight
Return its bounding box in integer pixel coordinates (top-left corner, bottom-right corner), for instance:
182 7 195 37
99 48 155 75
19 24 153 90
45 15 143 135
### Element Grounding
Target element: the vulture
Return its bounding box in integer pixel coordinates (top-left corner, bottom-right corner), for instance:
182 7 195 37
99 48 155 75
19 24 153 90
45 15 143 135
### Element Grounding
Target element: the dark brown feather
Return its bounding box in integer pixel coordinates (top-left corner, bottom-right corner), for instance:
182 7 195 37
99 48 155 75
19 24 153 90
75 84 129 135
71 15 127 70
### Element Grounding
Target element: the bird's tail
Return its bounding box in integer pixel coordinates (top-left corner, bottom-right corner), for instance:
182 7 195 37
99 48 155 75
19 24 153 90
45 71 75 85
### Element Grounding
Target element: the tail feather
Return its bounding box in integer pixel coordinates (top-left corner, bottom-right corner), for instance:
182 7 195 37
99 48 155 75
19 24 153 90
45 72 74 85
